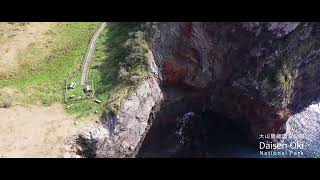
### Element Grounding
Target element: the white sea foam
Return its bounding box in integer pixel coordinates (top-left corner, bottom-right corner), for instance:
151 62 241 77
283 102 320 157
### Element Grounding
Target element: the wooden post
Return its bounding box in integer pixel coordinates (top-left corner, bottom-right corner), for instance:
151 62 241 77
91 79 94 97
64 77 68 103
66 104 74 109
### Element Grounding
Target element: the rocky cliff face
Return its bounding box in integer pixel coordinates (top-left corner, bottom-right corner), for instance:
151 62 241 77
149 22 320 141
96 76 163 157
66 75 163 158
67 22 320 157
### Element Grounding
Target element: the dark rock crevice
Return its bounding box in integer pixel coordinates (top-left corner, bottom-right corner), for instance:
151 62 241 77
136 99 257 157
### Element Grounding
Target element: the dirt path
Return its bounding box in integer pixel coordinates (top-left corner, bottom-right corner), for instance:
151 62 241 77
0 22 52 73
80 22 107 85
0 104 92 158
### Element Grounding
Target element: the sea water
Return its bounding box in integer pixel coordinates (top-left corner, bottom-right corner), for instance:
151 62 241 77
267 103 320 158
137 102 320 158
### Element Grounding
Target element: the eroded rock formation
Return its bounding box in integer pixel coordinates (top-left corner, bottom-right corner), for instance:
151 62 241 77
66 75 163 158
150 22 320 141
68 22 320 157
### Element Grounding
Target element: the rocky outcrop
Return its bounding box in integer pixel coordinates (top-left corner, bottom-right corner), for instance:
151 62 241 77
66 75 163 158
148 22 320 141
96 76 163 157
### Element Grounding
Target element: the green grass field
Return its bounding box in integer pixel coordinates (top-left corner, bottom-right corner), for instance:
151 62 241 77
0 22 150 119
65 23 149 118
0 23 100 105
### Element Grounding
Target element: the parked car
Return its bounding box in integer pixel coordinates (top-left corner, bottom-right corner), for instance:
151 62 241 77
68 82 77 89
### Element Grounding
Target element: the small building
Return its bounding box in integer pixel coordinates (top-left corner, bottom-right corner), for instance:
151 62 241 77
83 85 92 93
68 82 77 89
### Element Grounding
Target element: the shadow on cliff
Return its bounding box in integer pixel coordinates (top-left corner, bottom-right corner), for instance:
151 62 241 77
291 93 320 115
93 23 129 105
75 135 98 158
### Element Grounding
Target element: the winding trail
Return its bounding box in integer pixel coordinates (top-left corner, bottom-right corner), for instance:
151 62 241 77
80 22 107 85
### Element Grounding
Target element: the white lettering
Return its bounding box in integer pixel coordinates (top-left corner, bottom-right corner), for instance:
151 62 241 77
260 142 265 149
290 142 304 149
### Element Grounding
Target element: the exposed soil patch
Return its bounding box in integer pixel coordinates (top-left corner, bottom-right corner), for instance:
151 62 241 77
0 22 52 74
0 104 92 157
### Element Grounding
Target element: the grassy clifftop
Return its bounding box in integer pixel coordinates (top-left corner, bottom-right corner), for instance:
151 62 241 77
0 23 100 105
65 23 151 117
0 22 151 119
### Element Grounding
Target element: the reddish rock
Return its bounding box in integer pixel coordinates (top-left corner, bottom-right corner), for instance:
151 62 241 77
183 22 193 39
152 22 320 142
163 60 188 85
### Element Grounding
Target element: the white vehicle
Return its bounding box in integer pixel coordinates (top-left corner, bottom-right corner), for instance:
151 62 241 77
68 82 77 89
83 85 92 93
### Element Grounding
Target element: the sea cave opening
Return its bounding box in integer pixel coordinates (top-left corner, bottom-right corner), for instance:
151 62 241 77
136 104 259 158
